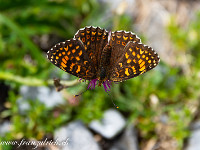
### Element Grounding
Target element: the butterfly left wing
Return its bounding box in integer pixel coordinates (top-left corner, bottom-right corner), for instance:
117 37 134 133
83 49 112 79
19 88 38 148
109 42 160 82
109 31 141 66
74 26 108 71
47 39 96 80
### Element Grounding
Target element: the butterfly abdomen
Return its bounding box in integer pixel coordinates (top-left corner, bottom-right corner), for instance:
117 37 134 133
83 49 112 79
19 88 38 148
98 45 112 85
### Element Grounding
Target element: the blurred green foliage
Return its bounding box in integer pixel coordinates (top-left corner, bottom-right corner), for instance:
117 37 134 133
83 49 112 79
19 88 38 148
1 0 200 150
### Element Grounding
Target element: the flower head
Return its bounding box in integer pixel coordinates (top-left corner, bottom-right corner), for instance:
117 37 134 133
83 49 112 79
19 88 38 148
87 79 98 90
87 79 112 92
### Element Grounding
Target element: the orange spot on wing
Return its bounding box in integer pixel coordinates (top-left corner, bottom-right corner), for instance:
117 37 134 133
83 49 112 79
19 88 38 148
84 61 88 65
131 66 136 74
79 50 82 56
127 59 131 63
123 36 128 40
76 57 80 61
60 66 66 71
70 56 74 60
64 56 69 61
139 65 146 71
92 32 96 35
64 46 68 51
139 60 145 71
62 58 67 64
72 49 76 53
140 49 144 54
86 70 89 75
122 42 126 46
82 37 85 42
125 68 130 76
140 70 146 74
138 59 142 64
76 65 81 73
140 61 145 66
70 63 75 71
61 62 67 68
125 52 129 58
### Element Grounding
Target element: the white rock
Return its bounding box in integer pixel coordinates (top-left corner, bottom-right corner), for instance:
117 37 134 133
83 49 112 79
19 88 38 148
0 121 11 136
186 121 200 150
18 85 65 111
89 109 126 139
54 121 101 150
109 124 138 150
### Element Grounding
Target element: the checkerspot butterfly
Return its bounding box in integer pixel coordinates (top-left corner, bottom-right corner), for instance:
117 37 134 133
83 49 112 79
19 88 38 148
47 26 160 92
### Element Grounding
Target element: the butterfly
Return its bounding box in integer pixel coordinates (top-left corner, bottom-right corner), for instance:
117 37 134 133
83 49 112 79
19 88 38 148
47 26 160 92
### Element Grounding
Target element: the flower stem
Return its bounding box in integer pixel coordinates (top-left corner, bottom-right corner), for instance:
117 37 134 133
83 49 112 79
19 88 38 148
0 71 79 87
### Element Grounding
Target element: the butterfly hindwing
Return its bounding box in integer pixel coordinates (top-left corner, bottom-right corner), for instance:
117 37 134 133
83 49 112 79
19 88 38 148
47 39 96 80
109 42 160 82
74 26 108 70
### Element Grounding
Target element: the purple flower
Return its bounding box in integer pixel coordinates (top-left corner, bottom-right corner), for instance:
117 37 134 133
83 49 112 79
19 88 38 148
87 79 112 92
87 79 98 90
102 80 112 92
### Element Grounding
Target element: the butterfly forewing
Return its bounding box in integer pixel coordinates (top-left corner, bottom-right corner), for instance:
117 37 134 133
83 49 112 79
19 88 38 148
47 39 96 80
109 42 160 82
74 26 109 70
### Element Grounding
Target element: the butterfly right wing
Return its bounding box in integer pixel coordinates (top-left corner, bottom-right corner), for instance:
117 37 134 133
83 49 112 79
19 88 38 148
47 39 96 80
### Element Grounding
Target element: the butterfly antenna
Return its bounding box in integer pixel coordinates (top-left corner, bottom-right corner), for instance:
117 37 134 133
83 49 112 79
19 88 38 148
74 88 88 97
107 92 119 109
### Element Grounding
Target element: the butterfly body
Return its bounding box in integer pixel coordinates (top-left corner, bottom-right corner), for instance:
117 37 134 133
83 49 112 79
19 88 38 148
98 44 112 86
47 26 160 91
